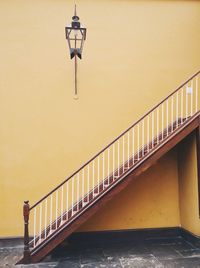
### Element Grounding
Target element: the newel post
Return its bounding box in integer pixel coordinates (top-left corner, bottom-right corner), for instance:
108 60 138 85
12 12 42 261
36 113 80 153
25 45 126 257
23 200 31 263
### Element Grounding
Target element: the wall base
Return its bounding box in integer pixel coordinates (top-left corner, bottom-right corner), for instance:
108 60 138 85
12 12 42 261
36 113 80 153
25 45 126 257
67 227 200 246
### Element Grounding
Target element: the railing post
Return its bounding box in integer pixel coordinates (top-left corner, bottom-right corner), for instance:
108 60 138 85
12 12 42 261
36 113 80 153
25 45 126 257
23 200 31 263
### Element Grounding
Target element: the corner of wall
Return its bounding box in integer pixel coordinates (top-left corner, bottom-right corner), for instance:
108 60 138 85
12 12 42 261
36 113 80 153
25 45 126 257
177 131 200 236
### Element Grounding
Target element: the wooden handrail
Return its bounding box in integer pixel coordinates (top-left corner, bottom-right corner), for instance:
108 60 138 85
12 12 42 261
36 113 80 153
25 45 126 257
29 70 200 210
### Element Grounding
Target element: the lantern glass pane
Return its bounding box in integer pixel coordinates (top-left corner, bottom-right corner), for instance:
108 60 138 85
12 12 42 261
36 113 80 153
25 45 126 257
68 29 83 50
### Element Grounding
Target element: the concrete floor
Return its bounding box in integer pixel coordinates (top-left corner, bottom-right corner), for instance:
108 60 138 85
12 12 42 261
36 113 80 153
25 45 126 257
1 236 200 267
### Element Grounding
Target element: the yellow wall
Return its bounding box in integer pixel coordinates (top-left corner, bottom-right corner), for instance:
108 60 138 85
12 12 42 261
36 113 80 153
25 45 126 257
0 0 200 236
178 132 200 236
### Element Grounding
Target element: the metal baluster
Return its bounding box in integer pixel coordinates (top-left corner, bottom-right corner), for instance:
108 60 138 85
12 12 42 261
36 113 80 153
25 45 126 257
152 111 154 148
191 80 193 116
147 116 149 152
123 136 125 172
103 152 105 189
34 208 36 247
93 161 95 195
181 89 183 124
61 186 63 222
45 199 47 238
107 148 110 185
142 120 144 156
50 195 52 233
72 178 74 216
56 191 58 228
171 95 174 131
113 143 115 179
98 156 100 193
161 104 164 140
137 123 140 160
166 100 169 136
77 173 79 210
87 165 90 203
127 132 130 168
66 182 68 220
118 140 120 177
196 77 198 113
157 108 159 144
132 127 135 165
82 169 84 206
186 86 188 119
176 92 179 129
39 203 42 241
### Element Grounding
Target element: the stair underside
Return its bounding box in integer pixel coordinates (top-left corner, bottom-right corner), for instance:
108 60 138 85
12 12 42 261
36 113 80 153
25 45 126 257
18 113 200 264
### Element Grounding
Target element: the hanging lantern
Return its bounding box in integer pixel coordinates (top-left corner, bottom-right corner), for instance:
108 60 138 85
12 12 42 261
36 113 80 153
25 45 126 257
65 5 86 99
65 5 86 60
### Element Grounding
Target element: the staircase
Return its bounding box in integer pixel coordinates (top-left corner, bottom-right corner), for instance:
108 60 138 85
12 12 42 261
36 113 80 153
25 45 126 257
17 71 200 264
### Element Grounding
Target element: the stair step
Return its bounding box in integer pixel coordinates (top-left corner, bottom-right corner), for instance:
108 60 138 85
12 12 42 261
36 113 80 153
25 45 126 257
123 168 128 171
71 211 77 217
36 238 44 247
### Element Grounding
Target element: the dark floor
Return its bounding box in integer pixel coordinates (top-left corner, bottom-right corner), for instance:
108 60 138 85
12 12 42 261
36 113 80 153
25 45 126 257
1 236 200 267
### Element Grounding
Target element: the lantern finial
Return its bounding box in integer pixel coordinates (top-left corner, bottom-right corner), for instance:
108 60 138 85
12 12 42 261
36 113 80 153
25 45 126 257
72 4 79 21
